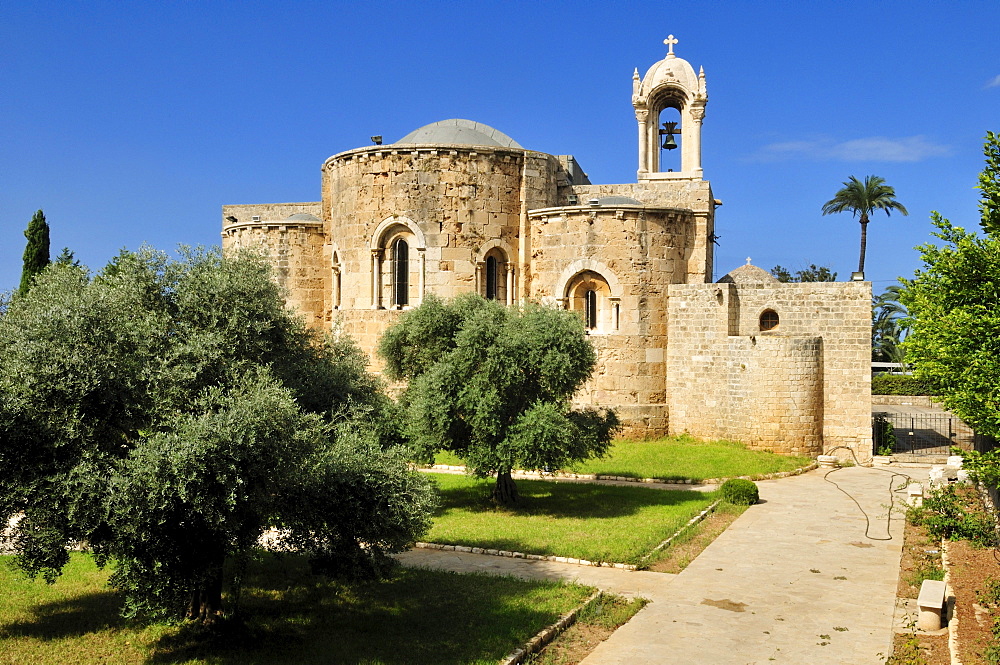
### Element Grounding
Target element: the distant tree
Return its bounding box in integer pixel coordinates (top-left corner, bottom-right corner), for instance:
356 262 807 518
978 131 1000 237
379 294 619 505
0 247 436 624
18 209 50 296
821 175 908 275
901 134 1000 439
53 247 80 268
770 264 838 283
872 285 908 363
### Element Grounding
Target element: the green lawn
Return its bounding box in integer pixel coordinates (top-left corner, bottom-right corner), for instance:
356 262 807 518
425 473 717 565
433 435 811 481
568 436 812 481
0 552 592 665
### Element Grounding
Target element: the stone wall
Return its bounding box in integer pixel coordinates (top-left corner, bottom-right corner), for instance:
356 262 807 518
321 146 561 312
222 203 328 327
667 280 871 459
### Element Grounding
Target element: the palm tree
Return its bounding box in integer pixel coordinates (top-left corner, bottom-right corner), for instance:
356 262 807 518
872 285 909 364
821 175 908 275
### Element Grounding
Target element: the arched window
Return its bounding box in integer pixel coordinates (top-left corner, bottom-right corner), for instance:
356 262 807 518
584 290 598 330
565 270 614 333
760 309 779 331
392 237 409 307
485 255 499 300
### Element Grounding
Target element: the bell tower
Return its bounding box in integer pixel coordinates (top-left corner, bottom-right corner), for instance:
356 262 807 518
632 35 707 181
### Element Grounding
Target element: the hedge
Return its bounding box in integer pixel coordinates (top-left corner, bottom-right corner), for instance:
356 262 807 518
871 374 940 396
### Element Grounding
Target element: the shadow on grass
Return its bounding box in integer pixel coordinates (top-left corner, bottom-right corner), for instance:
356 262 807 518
0 588 125 641
146 555 581 665
433 475 711 520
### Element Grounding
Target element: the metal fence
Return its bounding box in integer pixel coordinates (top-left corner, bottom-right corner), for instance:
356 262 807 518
872 412 995 456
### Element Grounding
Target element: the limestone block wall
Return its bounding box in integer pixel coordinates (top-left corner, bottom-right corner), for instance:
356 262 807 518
732 282 872 459
321 146 560 313
222 203 328 327
527 206 691 438
566 181 715 282
667 280 871 458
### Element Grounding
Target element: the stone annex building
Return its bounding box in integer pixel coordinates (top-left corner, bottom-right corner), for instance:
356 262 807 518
222 38 873 461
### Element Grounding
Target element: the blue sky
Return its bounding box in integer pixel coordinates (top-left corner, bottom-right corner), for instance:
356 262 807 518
2 1 998 294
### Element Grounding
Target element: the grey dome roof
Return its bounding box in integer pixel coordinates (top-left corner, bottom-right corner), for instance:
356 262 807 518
717 262 779 284
286 213 321 222
395 119 523 149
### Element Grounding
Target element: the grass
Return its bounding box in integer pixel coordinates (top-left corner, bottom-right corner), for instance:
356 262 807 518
432 435 811 482
0 552 593 665
424 473 718 565
645 502 747 573
525 593 649 665
569 435 810 481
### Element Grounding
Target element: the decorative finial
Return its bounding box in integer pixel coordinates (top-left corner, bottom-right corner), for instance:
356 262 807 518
664 34 678 56
746 257 752 265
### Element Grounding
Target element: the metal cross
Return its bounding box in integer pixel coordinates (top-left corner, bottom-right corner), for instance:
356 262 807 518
664 35 678 55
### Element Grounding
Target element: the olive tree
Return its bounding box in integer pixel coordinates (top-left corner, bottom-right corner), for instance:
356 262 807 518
379 293 619 505
0 247 436 623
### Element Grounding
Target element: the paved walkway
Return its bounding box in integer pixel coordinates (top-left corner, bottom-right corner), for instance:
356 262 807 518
397 465 926 665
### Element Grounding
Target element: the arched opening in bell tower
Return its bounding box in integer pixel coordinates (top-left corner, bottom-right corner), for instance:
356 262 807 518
653 103 684 173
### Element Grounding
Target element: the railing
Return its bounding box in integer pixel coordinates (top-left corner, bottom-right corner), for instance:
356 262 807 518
873 412 993 456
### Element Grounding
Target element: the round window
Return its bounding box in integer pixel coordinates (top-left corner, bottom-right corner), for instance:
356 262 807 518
759 309 779 331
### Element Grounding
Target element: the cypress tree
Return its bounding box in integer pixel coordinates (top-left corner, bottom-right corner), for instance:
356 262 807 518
19 210 50 297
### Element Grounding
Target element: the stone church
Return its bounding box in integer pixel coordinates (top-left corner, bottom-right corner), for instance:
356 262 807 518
222 38 872 461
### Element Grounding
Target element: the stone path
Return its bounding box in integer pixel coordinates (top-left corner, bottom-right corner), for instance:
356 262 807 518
397 465 925 665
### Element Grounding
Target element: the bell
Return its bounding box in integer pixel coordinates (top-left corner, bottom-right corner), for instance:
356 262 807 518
660 121 679 150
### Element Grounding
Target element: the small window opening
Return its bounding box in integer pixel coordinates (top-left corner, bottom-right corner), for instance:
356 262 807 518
760 309 779 331
585 290 598 330
392 237 409 307
485 255 498 300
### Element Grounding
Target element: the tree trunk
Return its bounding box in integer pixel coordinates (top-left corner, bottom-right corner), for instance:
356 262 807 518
858 215 869 275
186 557 225 625
492 470 520 506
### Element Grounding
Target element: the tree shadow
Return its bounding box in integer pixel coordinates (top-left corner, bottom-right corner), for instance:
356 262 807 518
0 589 125 640
147 559 576 665
434 476 713 520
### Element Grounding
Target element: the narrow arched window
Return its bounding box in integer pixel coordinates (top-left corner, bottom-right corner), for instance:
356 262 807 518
585 290 598 330
485 255 498 300
392 238 409 307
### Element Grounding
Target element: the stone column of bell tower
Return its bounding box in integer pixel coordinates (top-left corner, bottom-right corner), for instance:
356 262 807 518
632 35 708 181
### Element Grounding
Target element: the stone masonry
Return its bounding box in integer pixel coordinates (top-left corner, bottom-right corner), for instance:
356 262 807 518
220 38 873 460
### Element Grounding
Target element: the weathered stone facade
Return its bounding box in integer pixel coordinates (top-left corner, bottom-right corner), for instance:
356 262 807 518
667 265 871 457
220 39 873 460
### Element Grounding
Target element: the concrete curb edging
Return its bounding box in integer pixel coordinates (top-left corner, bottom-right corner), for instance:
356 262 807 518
420 462 818 485
500 590 604 665
941 540 964 665
639 499 722 565
413 542 638 570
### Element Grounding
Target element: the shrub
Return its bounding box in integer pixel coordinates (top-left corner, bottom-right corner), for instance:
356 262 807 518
873 414 897 456
720 478 759 505
871 374 939 396
911 485 997 547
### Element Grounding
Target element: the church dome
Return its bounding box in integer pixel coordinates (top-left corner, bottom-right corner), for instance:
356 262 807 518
717 262 779 284
640 52 699 98
395 119 523 149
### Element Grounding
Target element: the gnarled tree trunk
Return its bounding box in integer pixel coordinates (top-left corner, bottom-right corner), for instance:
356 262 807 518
492 470 520 505
186 556 225 625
